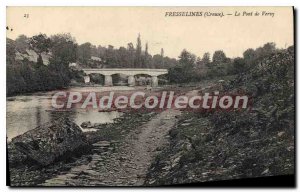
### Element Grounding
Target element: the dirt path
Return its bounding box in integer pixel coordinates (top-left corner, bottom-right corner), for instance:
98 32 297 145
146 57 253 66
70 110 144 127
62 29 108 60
42 109 181 186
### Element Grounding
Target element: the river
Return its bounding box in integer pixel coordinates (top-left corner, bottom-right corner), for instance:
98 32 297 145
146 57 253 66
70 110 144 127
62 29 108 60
6 86 136 141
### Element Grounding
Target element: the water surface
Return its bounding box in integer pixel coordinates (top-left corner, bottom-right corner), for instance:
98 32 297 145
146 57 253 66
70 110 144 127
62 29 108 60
6 86 135 141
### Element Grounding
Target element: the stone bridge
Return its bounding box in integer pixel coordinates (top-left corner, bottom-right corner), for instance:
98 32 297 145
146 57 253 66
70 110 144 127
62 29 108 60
82 68 168 87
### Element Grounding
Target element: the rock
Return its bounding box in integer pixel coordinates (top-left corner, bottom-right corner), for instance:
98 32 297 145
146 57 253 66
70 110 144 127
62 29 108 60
7 143 28 166
81 121 92 128
93 123 103 128
171 155 181 168
261 168 270 175
277 131 285 137
148 180 156 185
119 156 127 161
11 118 89 166
93 141 111 147
181 123 191 126
287 145 294 151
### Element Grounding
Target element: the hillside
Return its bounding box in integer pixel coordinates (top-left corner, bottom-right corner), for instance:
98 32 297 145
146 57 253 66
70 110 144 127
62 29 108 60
144 47 295 185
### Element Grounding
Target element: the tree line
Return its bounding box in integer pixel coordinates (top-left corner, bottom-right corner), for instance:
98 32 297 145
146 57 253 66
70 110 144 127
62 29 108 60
78 34 177 69
7 34 78 96
6 33 178 95
6 32 289 95
168 42 285 83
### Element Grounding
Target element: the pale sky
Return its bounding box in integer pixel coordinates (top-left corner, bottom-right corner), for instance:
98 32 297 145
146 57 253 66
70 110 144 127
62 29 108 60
6 7 294 58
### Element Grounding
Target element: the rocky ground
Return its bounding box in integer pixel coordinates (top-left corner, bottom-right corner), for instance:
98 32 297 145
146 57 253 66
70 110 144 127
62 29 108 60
8 66 295 187
145 111 294 186
43 109 181 186
144 49 295 185
8 111 157 186
8 86 194 186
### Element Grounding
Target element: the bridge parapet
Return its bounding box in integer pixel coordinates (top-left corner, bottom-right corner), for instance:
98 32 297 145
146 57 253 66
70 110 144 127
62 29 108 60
82 68 168 76
82 68 168 87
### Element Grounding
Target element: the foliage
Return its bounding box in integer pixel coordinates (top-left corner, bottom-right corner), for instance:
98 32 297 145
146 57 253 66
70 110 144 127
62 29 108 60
145 46 294 186
212 50 227 64
6 38 16 64
202 52 210 66
29 34 51 55
168 49 201 83
231 57 247 74
134 34 142 68
15 35 29 53
7 34 79 96
89 73 104 84
77 34 178 69
78 42 92 66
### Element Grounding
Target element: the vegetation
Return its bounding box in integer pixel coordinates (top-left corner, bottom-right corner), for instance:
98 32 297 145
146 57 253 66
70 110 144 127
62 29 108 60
145 45 295 185
167 42 282 83
7 34 78 96
7 33 179 95
7 32 294 185
6 32 292 98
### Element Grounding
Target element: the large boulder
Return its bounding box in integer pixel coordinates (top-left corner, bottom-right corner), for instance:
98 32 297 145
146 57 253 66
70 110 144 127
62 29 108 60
10 118 89 166
7 142 28 167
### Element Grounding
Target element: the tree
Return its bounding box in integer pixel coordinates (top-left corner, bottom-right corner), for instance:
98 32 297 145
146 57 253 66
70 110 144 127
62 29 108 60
49 33 78 86
212 50 227 64
90 45 98 57
160 48 164 67
207 50 230 77
194 56 205 75
117 46 128 68
168 66 186 83
202 52 211 66
152 54 162 69
29 34 51 63
6 38 16 64
15 35 29 53
262 42 276 55
134 34 142 68
168 49 197 83
127 43 135 68
255 42 277 60
243 48 256 65
78 42 92 66
195 56 202 68
143 42 149 68
145 43 149 57
104 45 118 68
36 54 44 68
179 49 196 68
232 57 247 74
162 57 177 69
50 34 77 65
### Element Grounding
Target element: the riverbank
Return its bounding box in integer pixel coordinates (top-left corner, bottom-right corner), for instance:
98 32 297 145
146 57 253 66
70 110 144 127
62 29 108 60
42 109 181 186
8 71 294 186
7 79 229 186
144 71 295 185
8 110 157 186
144 110 294 185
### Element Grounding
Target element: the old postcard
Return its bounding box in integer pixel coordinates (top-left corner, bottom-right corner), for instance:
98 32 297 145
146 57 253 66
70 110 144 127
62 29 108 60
6 7 294 187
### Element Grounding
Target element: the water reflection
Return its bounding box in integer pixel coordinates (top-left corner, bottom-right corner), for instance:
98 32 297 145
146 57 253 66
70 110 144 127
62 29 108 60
6 86 132 141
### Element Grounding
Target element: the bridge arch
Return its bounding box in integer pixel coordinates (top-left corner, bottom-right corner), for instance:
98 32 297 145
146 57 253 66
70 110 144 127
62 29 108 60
82 68 168 87
134 74 152 86
111 73 129 86
84 73 105 85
